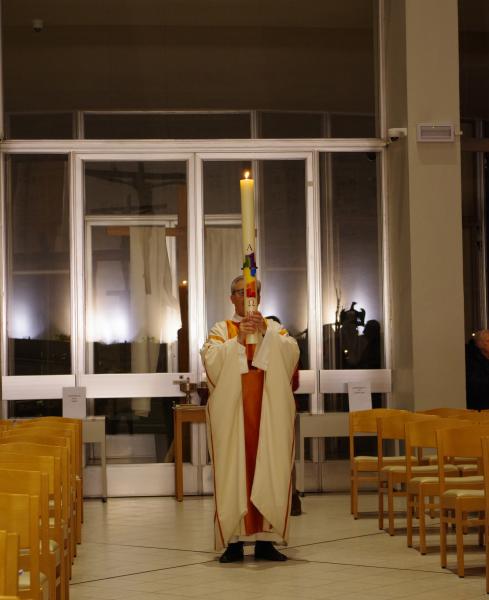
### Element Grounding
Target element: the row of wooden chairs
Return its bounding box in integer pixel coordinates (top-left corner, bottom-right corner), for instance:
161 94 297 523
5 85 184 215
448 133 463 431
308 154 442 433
349 407 489 590
0 417 84 600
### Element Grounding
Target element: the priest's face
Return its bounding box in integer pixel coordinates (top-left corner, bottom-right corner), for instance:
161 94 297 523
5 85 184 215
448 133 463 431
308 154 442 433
230 278 260 317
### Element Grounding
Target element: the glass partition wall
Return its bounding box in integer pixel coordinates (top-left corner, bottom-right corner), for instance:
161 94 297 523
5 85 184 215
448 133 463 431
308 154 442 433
1 0 387 495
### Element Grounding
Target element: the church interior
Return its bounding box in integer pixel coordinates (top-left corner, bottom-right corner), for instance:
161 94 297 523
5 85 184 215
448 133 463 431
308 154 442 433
2 0 489 598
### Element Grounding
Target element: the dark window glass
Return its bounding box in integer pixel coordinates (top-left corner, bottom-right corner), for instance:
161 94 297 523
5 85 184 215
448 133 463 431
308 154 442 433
320 152 382 373
8 399 62 418
85 161 187 215
259 112 323 138
84 113 251 139
6 154 71 375
459 0 489 128
329 113 375 138
7 113 74 139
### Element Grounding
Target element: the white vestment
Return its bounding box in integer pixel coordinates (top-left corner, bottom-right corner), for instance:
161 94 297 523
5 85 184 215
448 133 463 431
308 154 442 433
201 317 299 550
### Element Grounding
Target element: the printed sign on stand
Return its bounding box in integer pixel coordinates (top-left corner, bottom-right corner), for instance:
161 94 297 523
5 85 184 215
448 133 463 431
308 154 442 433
347 382 372 412
62 387 87 418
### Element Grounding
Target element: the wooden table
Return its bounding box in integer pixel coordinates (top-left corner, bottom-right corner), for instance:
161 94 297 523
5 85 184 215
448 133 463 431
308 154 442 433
173 404 206 501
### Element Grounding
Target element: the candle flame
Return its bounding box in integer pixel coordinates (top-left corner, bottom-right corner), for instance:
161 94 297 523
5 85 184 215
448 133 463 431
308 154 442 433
244 170 250 179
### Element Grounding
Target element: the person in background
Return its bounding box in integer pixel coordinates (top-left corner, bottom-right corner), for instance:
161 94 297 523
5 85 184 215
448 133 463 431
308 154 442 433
466 329 489 410
201 276 300 563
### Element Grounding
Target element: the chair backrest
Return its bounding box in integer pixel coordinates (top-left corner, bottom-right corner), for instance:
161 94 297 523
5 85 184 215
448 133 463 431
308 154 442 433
420 408 477 417
0 493 40 600
437 424 489 490
0 530 19 596
349 408 407 435
377 412 437 465
18 420 81 478
377 412 436 442
2 429 72 462
405 417 472 478
0 469 49 570
0 442 70 524
348 409 406 461
0 420 13 433
0 453 58 496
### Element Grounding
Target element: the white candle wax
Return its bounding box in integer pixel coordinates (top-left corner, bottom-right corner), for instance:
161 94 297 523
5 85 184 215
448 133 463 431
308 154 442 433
240 175 255 256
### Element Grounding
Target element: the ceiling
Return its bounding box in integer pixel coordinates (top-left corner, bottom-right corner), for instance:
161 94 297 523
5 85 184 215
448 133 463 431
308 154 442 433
3 0 375 29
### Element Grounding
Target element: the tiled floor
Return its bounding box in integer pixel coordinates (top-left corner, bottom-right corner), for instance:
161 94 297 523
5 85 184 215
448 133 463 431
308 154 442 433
71 493 489 599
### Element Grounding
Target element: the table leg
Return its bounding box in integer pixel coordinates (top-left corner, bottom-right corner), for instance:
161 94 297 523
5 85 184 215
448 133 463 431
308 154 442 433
174 412 183 501
101 438 107 502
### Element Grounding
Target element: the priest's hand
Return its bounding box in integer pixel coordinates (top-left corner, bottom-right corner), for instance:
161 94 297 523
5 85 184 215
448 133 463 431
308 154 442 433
248 311 267 335
237 312 267 345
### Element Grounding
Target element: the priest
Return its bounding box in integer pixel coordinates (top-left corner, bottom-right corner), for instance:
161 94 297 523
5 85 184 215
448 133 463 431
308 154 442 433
201 275 300 563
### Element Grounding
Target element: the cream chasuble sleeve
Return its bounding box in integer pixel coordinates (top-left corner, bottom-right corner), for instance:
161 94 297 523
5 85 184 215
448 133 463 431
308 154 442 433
201 319 299 550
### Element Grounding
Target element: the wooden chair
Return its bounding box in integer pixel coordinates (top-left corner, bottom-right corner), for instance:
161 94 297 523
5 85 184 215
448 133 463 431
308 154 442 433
0 431 75 559
0 455 67 600
0 469 58 600
0 530 19 597
349 408 409 519
0 492 47 600
0 442 72 588
377 412 440 534
437 424 489 577
14 422 82 545
31 418 83 526
405 417 477 554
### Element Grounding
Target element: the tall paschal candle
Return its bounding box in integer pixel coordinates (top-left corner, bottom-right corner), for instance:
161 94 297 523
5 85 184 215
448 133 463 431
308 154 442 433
240 171 258 345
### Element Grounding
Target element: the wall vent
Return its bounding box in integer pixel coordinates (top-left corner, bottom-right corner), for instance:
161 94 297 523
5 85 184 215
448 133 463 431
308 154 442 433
416 123 455 143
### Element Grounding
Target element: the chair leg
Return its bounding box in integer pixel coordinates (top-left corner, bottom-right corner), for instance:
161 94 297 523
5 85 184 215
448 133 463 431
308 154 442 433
486 523 489 594
76 479 82 545
440 509 448 568
419 494 427 555
455 506 465 578
59 550 68 600
378 480 384 530
388 475 395 536
351 474 358 519
406 492 414 547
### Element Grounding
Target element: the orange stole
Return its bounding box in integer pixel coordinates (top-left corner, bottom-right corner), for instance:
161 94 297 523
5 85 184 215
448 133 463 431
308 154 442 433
242 364 264 535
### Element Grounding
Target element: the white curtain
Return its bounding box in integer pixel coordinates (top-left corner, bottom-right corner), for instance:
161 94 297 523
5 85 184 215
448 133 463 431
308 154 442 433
205 227 242 330
130 226 181 416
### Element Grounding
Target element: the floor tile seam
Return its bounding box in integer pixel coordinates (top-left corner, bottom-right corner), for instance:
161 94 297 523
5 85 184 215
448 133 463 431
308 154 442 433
288 556 454 575
70 559 216 586
81 541 216 554
285 530 385 549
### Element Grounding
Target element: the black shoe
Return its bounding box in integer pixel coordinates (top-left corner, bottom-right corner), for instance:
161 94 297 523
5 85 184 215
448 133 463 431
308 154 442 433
254 541 288 561
219 542 244 563
290 492 302 516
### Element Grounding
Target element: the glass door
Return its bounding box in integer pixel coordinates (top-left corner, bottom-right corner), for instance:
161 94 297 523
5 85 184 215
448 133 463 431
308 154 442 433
78 156 194 496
